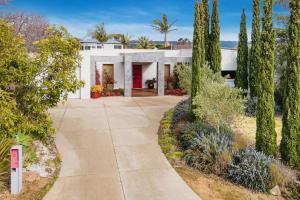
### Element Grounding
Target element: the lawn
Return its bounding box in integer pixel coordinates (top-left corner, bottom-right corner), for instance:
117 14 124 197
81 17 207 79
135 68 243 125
232 115 283 145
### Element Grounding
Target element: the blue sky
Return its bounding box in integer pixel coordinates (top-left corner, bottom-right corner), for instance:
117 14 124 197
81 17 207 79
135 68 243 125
2 0 286 41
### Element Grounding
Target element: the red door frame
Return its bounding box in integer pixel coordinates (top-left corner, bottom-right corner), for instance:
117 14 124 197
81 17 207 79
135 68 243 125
132 65 142 89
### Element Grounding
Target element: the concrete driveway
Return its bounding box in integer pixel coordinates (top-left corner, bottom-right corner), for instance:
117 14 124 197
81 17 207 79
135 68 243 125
44 97 200 200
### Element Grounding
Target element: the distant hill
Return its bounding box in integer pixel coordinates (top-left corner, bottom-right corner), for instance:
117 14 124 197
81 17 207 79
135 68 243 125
129 40 238 49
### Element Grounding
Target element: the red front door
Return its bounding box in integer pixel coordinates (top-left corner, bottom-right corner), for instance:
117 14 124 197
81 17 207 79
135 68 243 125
133 65 142 89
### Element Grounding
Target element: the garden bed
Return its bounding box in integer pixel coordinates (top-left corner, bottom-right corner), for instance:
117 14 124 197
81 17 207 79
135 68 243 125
158 106 300 200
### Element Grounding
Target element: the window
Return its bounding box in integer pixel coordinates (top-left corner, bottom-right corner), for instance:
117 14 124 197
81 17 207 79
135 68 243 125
84 46 91 50
114 45 122 49
97 46 102 49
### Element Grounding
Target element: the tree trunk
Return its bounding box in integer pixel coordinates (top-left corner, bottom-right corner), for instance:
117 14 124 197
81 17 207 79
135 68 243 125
164 33 167 48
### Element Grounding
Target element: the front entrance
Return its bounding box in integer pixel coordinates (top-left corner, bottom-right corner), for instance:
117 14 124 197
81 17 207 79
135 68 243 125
133 65 142 89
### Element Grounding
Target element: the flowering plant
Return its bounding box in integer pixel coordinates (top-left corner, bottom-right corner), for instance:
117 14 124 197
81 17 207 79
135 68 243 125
91 85 103 93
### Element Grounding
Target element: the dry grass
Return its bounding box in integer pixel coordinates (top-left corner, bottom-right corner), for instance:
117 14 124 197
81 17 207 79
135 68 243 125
232 115 283 145
176 166 284 200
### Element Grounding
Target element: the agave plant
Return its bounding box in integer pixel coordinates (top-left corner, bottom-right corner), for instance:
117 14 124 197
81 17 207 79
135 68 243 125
0 138 13 191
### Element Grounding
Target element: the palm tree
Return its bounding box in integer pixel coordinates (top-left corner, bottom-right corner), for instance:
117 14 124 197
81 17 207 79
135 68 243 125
152 14 178 47
91 23 109 45
120 33 131 49
137 36 154 49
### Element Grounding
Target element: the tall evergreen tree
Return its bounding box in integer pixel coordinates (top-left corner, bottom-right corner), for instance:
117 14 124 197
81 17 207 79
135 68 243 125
280 0 300 169
256 0 277 156
209 0 221 73
235 9 249 90
203 0 210 63
249 0 261 97
191 1 205 112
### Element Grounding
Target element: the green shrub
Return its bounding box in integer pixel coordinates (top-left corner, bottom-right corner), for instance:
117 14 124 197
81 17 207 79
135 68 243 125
171 99 192 130
0 138 13 191
226 146 275 192
284 182 300 200
184 126 233 175
158 109 183 163
192 66 245 131
174 63 192 94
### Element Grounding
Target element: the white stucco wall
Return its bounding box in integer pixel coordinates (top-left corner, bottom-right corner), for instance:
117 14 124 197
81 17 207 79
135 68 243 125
69 48 237 99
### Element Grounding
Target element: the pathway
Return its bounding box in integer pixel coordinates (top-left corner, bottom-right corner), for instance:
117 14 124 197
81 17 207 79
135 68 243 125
44 96 200 200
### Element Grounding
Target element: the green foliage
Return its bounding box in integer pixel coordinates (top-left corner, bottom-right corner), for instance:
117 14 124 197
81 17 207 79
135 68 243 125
202 0 210 63
209 0 221 73
0 20 82 141
171 98 191 130
284 182 300 200
249 0 261 97
256 0 277 156
158 109 183 163
226 147 275 192
192 66 245 131
0 138 13 191
235 9 249 91
137 36 154 49
91 23 109 44
14 132 38 166
182 121 233 175
174 63 192 94
280 0 300 169
191 1 205 109
245 97 258 117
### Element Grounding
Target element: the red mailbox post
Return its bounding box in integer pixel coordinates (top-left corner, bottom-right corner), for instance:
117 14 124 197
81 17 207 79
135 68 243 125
10 145 22 195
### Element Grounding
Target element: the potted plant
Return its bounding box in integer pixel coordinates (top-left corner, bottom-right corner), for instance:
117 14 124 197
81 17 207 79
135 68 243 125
145 78 156 89
166 76 174 90
91 85 103 99
103 71 117 91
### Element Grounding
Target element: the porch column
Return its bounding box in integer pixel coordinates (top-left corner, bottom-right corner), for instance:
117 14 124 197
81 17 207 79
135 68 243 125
124 55 132 97
157 61 165 96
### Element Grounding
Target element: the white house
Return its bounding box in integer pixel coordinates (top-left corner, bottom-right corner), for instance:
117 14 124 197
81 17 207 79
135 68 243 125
80 38 123 51
69 48 237 99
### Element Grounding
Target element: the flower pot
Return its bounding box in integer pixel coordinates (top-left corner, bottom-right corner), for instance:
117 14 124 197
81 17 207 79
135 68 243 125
91 92 101 99
147 83 155 89
106 84 114 91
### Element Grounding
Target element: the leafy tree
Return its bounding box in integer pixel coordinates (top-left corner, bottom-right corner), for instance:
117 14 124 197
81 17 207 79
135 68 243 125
91 23 109 45
137 36 154 49
280 0 300 169
235 9 249 91
193 66 244 132
191 1 205 113
256 0 277 156
152 14 177 48
0 20 82 141
203 0 210 63
249 0 261 97
209 0 221 73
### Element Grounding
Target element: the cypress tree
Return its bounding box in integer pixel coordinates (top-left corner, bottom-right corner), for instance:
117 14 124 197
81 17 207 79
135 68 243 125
209 0 221 73
249 0 261 97
235 9 249 90
280 0 300 169
203 0 210 63
191 1 205 112
256 0 277 156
